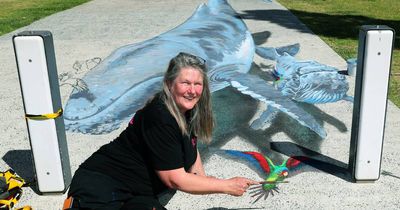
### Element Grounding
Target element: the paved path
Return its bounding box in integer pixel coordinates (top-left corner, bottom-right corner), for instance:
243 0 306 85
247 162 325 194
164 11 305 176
0 0 399 209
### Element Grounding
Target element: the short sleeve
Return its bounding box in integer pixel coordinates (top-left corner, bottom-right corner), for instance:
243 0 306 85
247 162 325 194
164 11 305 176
143 123 184 170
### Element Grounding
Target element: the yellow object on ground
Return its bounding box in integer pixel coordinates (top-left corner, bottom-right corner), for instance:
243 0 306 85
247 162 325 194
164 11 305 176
0 169 31 210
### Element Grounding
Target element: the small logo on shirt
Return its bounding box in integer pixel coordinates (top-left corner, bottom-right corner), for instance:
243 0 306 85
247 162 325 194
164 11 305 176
191 136 197 147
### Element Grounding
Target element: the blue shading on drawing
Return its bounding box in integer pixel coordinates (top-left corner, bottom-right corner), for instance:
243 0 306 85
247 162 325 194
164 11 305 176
250 45 354 130
63 0 326 138
256 45 354 103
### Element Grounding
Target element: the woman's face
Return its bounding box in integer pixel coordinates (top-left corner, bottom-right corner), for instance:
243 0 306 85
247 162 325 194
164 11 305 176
170 67 204 113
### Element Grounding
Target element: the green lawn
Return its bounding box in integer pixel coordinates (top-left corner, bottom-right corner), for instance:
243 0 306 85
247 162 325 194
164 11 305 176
277 0 400 107
0 0 90 35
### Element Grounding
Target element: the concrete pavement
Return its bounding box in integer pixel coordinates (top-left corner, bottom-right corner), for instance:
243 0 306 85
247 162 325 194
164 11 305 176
0 0 399 209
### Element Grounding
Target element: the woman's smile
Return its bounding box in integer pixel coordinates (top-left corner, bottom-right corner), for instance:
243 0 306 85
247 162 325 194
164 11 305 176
170 67 204 113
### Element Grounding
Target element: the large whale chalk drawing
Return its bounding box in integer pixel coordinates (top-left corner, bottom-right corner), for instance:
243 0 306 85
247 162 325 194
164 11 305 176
63 0 326 138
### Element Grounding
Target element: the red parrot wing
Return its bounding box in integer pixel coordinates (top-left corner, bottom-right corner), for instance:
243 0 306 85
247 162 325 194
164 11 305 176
285 156 311 177
243 151 271 175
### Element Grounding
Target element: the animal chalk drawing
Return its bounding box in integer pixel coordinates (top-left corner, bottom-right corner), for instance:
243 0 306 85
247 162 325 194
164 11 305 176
250 44 353 130
256 44 354 104
63 0 327 138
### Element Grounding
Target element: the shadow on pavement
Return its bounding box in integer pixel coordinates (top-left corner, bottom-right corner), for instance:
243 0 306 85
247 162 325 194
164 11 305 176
271 141 352 182
2 149 39 193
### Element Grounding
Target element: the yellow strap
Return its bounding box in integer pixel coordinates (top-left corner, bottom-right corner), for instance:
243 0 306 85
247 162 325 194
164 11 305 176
25 108 63 120
0 194 21 209
0 170 26 189
0 170 26 209
0 199 13 208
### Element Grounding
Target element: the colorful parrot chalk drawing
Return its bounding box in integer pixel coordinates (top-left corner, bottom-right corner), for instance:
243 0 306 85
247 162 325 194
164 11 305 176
63 0 326 138
220 150 308 203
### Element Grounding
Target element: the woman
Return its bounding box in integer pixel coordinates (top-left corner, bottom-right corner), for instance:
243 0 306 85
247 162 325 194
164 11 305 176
64 52 258 210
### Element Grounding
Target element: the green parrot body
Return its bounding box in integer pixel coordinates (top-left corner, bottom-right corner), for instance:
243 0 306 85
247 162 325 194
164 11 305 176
222 150 306 202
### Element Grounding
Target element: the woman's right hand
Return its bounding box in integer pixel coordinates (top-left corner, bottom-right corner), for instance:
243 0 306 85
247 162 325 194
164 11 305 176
223 177 259 196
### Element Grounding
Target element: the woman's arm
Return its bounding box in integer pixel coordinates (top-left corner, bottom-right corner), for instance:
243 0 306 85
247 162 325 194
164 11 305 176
188 149 206 176
156 168 258 196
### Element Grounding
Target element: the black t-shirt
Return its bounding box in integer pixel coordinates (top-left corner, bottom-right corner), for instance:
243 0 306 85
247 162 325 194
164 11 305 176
79 95 198 196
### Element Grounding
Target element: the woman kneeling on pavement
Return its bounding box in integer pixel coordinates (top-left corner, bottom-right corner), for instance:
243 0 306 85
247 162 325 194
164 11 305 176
63 52 258 210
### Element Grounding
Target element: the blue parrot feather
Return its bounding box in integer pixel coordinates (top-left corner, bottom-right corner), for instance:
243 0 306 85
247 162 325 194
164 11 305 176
223 150 268 176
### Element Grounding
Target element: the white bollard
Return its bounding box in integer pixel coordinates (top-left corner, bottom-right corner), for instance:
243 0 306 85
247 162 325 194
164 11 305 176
349 25 395 182
13 31 71 194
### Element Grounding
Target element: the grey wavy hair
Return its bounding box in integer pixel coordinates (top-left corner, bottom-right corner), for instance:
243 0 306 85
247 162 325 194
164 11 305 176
161 52 214 144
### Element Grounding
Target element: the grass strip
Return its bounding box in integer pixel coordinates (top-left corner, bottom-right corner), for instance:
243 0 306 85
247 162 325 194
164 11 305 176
0 0 91 35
